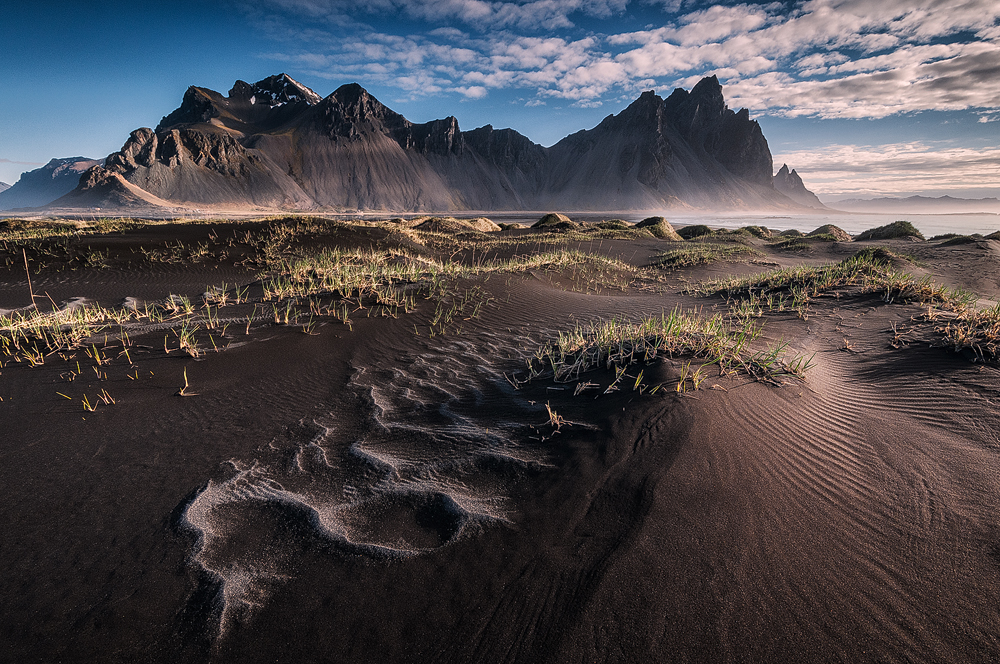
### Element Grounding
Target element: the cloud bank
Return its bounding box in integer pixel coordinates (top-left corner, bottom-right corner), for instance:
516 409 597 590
773 141 1000 198
256 0 1000 117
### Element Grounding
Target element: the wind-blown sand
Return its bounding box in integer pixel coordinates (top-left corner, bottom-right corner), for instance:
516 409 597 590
1 217 999 662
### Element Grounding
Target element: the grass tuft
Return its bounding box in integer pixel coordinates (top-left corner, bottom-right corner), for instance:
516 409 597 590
651 243 762 270
855 220 924 242
527 307 811 387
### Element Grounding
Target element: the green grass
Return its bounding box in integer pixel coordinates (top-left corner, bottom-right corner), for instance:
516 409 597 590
936 234 982 246
677 224 712 239
805 233 838 243
690 249 967 307
686 248 1000 362
768 238 811 252
596 219 630 230
262 247 642 301
742 225 772 239
651 243 762 270
855 220 925 242
526 307 812 388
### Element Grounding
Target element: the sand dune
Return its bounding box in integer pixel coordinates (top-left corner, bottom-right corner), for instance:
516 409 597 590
1 216 998 662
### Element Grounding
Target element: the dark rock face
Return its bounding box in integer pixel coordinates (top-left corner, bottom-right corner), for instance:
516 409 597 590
773 164 826 209
463 125 546 175
318 83 411 141
62 73 808 212
540 75 781 208
55 165 147 208
231 74 322 107
0 157 103 209
156 87 221 132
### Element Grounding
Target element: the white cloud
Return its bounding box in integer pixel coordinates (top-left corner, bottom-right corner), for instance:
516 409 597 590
726 46 1000 118
257 0 1000 118
454 84 489 98
773 141 1000 198
262 0 630 29
0 158 45 165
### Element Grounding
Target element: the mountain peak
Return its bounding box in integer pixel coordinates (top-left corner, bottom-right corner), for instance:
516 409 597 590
228 74 322 107
55 73 801 212
326 83 399 121
691 74 722 95
252 73 322 106
774 164 825 209
156 86 221 131
0 156 103 210
332 82 373 102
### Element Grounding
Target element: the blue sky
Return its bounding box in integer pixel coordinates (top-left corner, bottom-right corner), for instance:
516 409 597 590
1 0 998 200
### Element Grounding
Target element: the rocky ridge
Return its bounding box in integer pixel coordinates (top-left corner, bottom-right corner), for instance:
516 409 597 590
0 157 103 210
51 74 815 212
773 164 826 209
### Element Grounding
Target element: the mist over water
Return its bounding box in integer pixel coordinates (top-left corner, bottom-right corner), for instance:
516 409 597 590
480 211 1000 237
674 212 1000 237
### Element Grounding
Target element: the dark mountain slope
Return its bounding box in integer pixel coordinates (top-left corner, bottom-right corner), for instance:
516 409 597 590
59 73 807 212
0 157 103 210
773 164 826 209
540 77 785 209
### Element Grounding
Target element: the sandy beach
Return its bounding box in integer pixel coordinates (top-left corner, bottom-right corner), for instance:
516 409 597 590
1 215 999 662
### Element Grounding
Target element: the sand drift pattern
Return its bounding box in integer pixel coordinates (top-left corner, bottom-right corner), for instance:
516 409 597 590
179 334 545 635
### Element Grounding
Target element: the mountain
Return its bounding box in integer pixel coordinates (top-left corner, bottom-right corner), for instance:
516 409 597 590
54 73 806 213
773 164 825 209
0 157 103 210
830 195 1000 214
0 182 10 193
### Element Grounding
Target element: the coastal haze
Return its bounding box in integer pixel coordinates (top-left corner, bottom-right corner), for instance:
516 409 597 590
2 2 1000 663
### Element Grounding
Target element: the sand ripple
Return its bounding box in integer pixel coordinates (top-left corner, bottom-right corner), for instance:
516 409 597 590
178 332 545 636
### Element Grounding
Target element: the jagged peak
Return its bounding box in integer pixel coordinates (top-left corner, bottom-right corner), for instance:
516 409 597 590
611 89 664 125
254 73 321 105
776 163 791 176
157 86 221 131
690 74 722 97
324 83 403 122
229 73 322 107
331 82 372 102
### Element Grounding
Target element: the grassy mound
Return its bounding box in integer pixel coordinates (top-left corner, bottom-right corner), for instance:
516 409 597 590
779 229 804 238
532 213 579 230
807 224 851 242
937 234 982 246
528 308 811 387
635 216 682 240
769 238 811 252
854 220 924 242
413 217 499 234
651 243 762 269
677 224 712 239
742 225 773 239
985 231 1000 240
597 219 630 230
